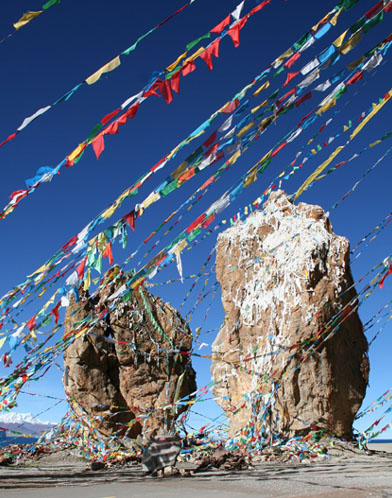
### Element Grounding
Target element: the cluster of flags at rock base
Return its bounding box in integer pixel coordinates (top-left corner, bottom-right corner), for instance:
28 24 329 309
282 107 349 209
0 0 392 453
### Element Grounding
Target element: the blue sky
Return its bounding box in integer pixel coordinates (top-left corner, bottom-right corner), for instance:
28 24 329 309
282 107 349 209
0 0 391 440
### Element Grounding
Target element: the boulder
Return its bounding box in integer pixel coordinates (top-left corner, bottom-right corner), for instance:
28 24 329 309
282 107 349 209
63 266 196 441
211 190 369 438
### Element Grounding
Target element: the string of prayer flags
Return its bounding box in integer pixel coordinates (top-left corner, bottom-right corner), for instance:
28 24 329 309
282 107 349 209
0 0 278 221
0 0 200 146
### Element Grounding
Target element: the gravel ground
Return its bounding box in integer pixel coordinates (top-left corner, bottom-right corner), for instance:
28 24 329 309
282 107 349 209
0 447 391 497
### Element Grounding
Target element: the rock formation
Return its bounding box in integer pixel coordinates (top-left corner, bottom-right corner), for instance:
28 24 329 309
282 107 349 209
63 266 196 441
211 190 369 439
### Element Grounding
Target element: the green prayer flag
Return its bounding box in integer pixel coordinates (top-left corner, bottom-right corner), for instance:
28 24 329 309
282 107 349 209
293 33 311 51
349 17 365 34
338 0 360 11
257 155 271 174
185 146 203 165
186 33 210 52
122 28 155 56
42 0 60 10
188 227 201 242
273 66 285 78
268 89 280 100
160 180 178 197
363 11 384 34
73 148 86 164
87 123 103 143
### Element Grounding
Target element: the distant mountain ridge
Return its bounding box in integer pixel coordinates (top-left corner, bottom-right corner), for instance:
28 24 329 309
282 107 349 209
0 412 55 436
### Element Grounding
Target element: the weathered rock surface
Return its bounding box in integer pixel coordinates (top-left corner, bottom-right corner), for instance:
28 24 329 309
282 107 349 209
63 266 196 441
211 190 369 438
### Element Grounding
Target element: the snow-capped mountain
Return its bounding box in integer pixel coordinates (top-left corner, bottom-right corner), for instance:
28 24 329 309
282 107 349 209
0 412 55 436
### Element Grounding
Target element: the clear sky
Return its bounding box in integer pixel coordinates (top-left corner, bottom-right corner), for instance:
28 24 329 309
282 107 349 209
0 0 391 440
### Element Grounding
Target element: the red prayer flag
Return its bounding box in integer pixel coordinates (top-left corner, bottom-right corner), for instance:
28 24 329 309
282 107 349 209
283 71 299 87
117 113 128 126
285 51 301 68
76 257 87 280
295 91 312 107
210 38 221 58
210 14 231 34
347 71 363 85
205 143 218 157
126 102 140 118
102 242 113 265
200 47 214 70
222 98 240 113
365 1 383 19
203 131 217 149
227 17 247 48
50 302 61 325
150 156 167 172
276 87 296 106
157 4 187 27
92 134 105 160
182 60 196 76
103 120 119 135
201 176 214 190
249 0 270 16
171 71 181 94
62 235 78 251
124 211 135 230
202 214 215 229
159 80 173 104
101 108 121 125
271 141 287 157
186 214 206 233
0 132 17 148
27 315 36 332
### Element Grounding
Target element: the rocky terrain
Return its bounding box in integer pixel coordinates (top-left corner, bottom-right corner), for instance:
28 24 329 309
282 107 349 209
63 266 196 441
211 190 369 438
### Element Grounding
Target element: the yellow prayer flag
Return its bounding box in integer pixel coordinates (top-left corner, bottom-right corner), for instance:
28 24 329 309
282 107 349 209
83 269 91 291
316 97 336 115
369 140 382 148
253 80 270 97
170 161 188 180
167 146 180 160
312 12 331 31
68 143 86 163
173 240 188 256
340 32 362 55
295 145 345 199
244 169 258 188
348 56 365 71
273 48 293 68
237 122 255 138
183 47 205 65
101 204 117 220
28 263 49 278
350 90 392 140
166 51 187 72
13 11 42 30
333 29 348 48
228 149 242 165
141 191 160 210
85 56 121 85
330 7 342 26
131 277 145 289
